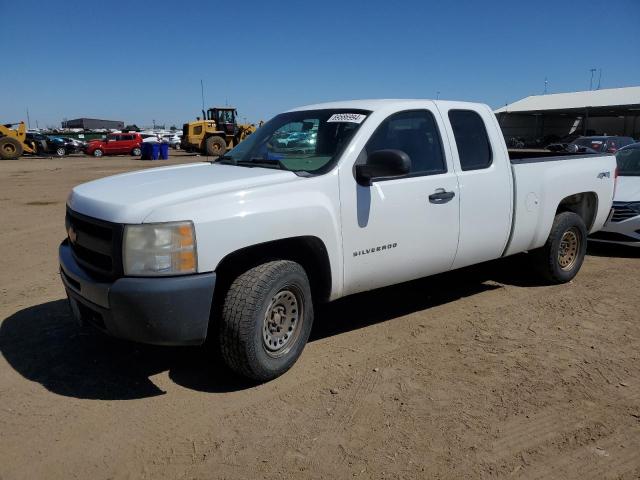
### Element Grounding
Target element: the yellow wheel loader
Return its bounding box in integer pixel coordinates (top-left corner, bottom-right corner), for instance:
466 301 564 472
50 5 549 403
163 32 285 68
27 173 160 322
181 107 257 156
0 122 36 160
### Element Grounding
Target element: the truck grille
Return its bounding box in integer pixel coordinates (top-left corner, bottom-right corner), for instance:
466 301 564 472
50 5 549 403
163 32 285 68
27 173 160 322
611 202 639 223
65 208 124 279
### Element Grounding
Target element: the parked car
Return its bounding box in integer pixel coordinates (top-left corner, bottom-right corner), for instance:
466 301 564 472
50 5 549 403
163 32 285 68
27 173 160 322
590 142 640 246
85 133 143 157
25 133 72 156
60 99 616 381
545 133 586 152
565 136 635 154
61 137 87 151
141 133 162 143
162 134 181 149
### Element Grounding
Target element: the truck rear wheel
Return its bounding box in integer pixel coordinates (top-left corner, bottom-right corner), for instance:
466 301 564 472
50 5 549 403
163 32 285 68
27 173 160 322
205 136 226 157
533 211 587 284
218 260 314 381
0 137 23 160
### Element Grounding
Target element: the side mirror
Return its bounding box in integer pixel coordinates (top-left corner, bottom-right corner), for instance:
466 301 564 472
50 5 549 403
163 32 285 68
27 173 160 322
355 149 411 186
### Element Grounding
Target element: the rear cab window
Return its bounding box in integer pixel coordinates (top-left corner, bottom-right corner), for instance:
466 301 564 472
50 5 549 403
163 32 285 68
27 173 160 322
448 110 492 171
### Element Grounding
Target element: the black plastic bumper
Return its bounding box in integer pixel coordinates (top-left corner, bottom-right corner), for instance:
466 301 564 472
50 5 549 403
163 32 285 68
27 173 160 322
59 241 215 346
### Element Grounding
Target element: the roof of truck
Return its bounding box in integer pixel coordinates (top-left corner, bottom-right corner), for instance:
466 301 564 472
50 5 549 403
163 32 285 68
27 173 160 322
288 99 487 112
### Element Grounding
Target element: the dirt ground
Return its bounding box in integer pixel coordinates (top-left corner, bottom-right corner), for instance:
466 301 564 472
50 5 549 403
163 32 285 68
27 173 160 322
0 153 639 480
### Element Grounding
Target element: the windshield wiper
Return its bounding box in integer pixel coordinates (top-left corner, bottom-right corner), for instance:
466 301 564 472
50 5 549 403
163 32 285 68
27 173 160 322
217 155 287 170
233 157 285 170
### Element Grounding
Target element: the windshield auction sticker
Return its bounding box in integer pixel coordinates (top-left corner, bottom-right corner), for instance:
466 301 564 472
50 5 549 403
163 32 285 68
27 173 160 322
327 113 367 124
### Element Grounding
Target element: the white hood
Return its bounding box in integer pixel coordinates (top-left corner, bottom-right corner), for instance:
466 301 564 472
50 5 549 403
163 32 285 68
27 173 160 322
68 162 300 223
614 176 640 203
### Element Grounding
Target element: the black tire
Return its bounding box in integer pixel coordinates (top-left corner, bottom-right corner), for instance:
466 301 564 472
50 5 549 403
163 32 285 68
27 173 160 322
219 260 314 381
93 148 103 158
132 147 142 156
0 137 23 160
55 146 66 157
532 212 587 284
205 136 226 157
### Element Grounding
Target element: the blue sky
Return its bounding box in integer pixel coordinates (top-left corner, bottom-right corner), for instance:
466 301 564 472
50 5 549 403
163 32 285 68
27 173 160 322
2 0 639 128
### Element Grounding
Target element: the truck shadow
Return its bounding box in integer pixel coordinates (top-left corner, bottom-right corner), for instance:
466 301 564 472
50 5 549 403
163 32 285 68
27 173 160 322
587 241 640 258
0 300 252 400
0 255 541 399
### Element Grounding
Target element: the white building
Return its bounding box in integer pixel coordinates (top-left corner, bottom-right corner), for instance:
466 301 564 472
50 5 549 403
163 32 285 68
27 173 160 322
495 86 640 143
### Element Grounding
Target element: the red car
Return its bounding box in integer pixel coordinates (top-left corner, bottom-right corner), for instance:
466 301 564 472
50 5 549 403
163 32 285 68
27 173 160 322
85 133 143 157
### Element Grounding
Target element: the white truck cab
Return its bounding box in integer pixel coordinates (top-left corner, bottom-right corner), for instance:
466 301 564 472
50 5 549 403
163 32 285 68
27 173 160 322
60 99 617 380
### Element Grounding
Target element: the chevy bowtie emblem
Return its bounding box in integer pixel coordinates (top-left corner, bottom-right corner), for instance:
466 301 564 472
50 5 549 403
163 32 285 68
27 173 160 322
68 226 78 244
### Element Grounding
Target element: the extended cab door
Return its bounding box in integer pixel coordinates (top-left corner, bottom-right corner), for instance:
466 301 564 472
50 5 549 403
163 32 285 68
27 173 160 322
436 103 513 269
340 108 460 296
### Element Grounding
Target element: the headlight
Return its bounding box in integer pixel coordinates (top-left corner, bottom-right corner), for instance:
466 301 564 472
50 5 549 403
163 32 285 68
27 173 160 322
123 221 197 276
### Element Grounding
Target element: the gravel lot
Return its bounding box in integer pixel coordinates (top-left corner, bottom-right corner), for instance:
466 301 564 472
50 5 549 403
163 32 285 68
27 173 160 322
1 153 639 479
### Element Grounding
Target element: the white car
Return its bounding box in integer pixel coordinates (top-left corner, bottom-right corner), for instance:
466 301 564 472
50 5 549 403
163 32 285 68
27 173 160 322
140 134 161 143
162 134 181 149
591 142 640 246
59 99 616 381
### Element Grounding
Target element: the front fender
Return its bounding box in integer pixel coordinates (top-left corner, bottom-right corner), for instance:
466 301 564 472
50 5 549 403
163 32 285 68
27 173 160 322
143 171 344 299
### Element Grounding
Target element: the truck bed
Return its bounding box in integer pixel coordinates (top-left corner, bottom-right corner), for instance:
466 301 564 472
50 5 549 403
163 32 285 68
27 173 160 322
504 151 616 257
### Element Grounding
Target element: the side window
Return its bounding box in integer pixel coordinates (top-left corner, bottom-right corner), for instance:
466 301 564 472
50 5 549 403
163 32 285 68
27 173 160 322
193 125 203 135
365 110 446 175
448 110 492 171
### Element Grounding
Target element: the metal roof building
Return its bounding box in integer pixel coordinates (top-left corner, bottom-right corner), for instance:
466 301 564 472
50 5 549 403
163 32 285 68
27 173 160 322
495 86 640 143
61 118 124 130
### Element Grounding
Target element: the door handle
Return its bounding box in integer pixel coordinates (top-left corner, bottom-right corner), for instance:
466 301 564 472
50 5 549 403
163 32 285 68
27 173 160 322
428 188 455 204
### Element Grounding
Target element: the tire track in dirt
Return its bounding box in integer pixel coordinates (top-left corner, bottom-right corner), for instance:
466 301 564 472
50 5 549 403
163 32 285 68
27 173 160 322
520 426 640 479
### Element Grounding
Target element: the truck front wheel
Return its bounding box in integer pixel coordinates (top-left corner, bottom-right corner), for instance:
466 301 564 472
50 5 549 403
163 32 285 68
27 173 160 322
533 211 587 284
0 137 23 160
218 260 314 381
205 136 226 157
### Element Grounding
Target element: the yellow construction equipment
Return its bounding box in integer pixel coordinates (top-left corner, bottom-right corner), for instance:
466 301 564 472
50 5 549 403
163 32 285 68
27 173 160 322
0 122 36 160
181 107 257 156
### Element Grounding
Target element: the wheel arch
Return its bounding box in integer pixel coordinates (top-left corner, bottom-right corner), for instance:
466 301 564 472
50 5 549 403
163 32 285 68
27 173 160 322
214 236 333 304
555 191 598 231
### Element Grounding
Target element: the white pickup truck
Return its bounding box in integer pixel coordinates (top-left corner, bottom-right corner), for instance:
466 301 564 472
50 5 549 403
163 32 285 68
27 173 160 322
60 99 617 380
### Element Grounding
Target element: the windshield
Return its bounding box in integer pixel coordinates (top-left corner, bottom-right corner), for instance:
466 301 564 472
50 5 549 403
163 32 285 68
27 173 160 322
616 145 640 176
219 109 371 174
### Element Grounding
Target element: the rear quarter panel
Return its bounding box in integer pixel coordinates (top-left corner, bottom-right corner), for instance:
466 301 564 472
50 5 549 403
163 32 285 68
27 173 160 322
505 154 616 256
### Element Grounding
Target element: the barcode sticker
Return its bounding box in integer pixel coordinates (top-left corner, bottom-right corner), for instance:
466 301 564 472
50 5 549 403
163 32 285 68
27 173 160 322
327 113 367 124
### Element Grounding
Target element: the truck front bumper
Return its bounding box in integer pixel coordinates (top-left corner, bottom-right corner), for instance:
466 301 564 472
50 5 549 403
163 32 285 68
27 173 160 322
59 241 215 346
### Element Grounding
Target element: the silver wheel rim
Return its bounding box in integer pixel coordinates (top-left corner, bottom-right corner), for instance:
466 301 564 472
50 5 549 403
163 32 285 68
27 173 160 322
262 286 303 358
95 150 102 157
558 227 580 271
